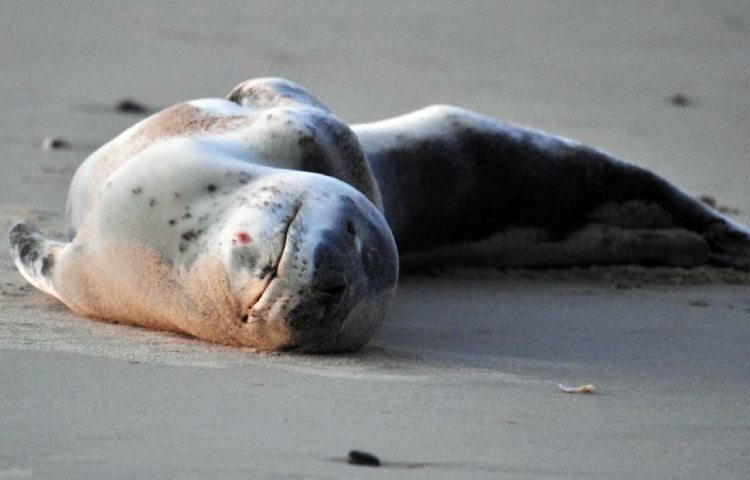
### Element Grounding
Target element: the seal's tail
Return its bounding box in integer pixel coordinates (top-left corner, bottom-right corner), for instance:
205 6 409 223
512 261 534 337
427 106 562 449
9 222 66 300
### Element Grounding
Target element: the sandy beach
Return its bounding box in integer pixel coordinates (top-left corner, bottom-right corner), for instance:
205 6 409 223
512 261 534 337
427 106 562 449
1 1 749 478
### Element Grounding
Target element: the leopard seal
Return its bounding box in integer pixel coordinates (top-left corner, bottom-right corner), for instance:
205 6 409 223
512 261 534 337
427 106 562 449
9 78 750 352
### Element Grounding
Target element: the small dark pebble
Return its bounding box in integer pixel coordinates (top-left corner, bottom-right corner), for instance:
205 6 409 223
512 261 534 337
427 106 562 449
116 98 149 114
718 205 740 215
698 195 740 214
669 93 691 107
698 195 716 208
347 450 381 467
41 137 69 150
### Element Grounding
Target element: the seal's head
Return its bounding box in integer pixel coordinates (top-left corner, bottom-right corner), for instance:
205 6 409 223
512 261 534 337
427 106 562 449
220 171 398 352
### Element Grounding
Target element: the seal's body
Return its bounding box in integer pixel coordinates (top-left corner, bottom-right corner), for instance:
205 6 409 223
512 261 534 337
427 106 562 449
10 78 750 351
354 105 750 270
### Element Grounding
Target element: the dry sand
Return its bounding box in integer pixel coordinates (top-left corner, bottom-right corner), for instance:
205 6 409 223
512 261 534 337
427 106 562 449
1 1 749 478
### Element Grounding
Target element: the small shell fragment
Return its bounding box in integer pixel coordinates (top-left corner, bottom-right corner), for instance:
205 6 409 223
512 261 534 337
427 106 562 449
558 383 595 394
347 450 381 467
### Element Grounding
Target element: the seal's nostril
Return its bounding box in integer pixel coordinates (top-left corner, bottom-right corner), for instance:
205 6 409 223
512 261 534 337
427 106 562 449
313 272 348 304
320 283 346 299
310 271 347 299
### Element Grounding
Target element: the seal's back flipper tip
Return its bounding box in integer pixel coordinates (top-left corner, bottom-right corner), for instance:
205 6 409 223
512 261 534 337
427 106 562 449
8 221 65 300
703 220 750 270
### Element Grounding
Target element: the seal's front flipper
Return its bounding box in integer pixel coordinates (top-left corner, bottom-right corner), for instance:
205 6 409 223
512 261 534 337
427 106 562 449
9 222 66 300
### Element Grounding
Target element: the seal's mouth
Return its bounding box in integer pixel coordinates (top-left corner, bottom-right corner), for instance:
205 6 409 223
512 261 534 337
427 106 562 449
243 201 302 317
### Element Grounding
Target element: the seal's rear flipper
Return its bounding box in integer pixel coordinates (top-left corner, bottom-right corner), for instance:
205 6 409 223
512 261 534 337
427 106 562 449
9 222 66 300
705 220 750 270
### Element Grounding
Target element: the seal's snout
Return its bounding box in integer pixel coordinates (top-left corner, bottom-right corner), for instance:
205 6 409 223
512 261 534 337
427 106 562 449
284 227 358 349
310 227 354 298
229 172 398 352
277 191 398 352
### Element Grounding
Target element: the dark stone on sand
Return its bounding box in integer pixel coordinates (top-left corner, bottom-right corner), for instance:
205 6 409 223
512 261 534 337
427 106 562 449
116 99 150 114
698 195 716 208
669 93 691 107
41 137 69 150
347 450 381 467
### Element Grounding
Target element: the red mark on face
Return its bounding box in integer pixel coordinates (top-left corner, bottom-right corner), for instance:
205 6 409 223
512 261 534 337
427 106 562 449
233 231 252 245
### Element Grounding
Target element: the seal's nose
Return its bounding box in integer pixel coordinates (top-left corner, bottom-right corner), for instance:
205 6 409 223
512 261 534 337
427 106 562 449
310 229 353 298
312 272 348 304
285 228 358 347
